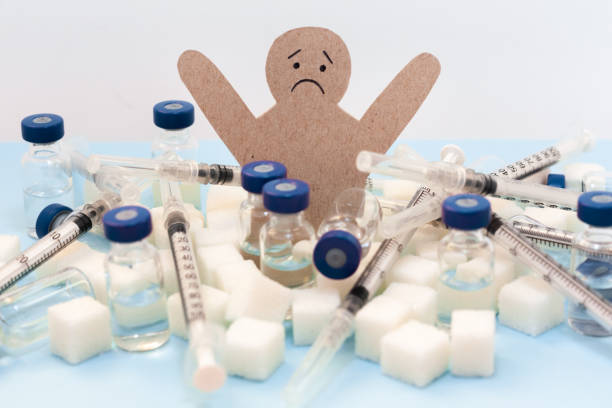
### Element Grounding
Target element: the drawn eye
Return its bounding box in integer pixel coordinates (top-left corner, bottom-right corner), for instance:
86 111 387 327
293 62 300 69
320 65 326 72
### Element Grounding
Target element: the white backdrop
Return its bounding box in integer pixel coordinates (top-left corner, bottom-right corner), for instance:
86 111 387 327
0 0 610 142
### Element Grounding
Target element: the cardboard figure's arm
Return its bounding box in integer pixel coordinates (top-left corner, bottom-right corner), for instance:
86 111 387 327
178 50 256 156
359 53 440 151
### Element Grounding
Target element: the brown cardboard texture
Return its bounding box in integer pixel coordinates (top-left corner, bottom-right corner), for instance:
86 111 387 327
178 26 440 225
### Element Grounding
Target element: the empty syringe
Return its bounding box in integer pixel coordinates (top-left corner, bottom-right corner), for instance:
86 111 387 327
87 154 241 186
0 192 122 295
486 213 612 330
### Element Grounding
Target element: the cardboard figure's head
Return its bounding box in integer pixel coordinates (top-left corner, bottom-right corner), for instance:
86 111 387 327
266 27 351 104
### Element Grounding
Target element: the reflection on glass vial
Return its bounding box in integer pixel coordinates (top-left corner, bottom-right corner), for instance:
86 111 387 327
568 191 612 337
103 206 169 351
260 179 315 288
437 194 495 325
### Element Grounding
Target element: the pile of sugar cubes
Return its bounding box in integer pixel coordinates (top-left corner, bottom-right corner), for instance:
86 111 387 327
0 161 594 387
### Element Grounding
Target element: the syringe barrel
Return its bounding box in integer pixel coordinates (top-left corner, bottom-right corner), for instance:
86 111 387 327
380 195 443 238
196 163 242 186
492 176 579 210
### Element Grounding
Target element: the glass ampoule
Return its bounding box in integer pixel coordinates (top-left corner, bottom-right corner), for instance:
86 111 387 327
103 205 169 351
437 194 495 325
313 188 382 280
239 161 287 265
21 114 73 238
568 191 612 337
260 179 315 288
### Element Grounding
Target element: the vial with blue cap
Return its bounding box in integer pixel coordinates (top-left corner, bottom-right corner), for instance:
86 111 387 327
437 194 495 325
21 113 73 238
568 191 612 337
103 205 169 351
239 161 287 265
260 179 315 288
151 100 201 209
313 188 382 280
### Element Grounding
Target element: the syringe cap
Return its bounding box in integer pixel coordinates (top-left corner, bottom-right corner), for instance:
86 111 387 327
314 231 362 279
21 114 64 143
547 173 566 189
36 203 73 238
577 191 612 227
263 179 309 214
241 161 287 193
442 194 491 230
153 100 194 130
103 205 152 243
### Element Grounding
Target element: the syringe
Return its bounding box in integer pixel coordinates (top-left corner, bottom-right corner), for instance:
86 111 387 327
491 130 594 180
0 192 122 295
486 213 612 330
161 181 226 392
87 154 242 187
284 146 464 407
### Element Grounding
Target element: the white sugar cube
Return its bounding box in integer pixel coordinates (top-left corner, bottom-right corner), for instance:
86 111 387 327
225 273 292 323
225 317 284 380
564 162 605 191
158 249 179 295
492 258 517 302
382 179 421 201
380 321 450 387
292 240 315 263
48 297 112 364
206 209 241 231
450 310 495 377
495 245 530 276
455 258 492 284
386 255 439 288
498 275 564 336
415 240 439 261
566 212 587 233
196 244 243 286
215 259 261 293
355 296 412 362
523 207 571 230
0 235 20 263
316 242 381 298
56 246 108 304
487 196 523 219
193 226 239 249
382 283 438 325
206 185 247 213
167 285 230 338
291 288 340 346
405 225 446 254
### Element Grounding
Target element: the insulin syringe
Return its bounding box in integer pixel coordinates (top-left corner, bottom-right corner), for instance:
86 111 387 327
0 192 122 295
161 181 226 392
284 146 464 407
491 130 594 179
487 213 612 330
87 154 241 187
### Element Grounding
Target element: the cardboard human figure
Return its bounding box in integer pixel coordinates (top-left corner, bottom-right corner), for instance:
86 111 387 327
178 26 440 225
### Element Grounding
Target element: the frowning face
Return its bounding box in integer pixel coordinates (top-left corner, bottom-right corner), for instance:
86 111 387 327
266 27 351 104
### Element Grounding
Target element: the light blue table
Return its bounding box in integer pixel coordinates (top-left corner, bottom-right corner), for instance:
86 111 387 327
0 139 610 408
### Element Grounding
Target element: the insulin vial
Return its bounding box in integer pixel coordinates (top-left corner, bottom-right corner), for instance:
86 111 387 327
103 206 169 351
437 194 495 325
239 161 287 265
313 188 382 280
151 100 201 209
21 114 73 238
260 179 316 288
568 191 612 337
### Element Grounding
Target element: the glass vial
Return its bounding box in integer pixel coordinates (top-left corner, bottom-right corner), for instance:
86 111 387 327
21 114 73 238
568 191 612 337
103 205 169 351
151 100 201 209
313 188 382 279
0 267 93 354
239 161 287 265
437 194 495 325
260 179 315 288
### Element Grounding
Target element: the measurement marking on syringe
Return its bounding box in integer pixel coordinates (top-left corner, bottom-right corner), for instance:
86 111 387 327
170 230 205 322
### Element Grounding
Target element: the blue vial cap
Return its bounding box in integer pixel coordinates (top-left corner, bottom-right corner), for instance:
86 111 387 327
262 179 310 214
442 194 491 230
576 259 612 279
313 231 362 280
103 206 152 243
153 100 194 130
241 161 287 193
547 173 566 189
577 191 612 227
36 203 73 239
21 114 64 143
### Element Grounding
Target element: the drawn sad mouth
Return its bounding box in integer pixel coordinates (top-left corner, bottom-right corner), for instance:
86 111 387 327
291 79 325 94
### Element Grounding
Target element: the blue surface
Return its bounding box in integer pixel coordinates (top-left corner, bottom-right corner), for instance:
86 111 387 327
0 138 611 408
